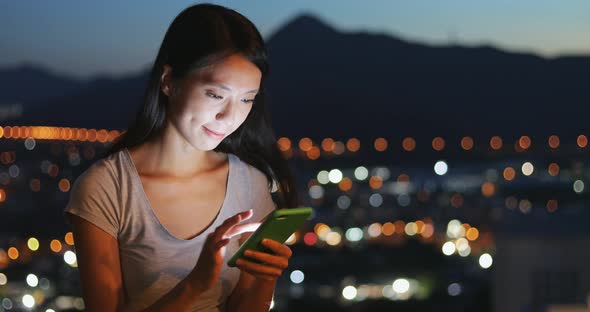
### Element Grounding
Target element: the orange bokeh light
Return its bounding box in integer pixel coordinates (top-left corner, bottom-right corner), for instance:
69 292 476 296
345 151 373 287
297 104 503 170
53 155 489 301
108 130 121 142
432 137 445 151
59 179 71 192
11 126 20 139
503 167 516 181
65 232 75 246
50 240 63 253
548 135 560 149
298 137 313 152
277 137 291 151
87 129 98 142
77 128 88 141
402 137 416 151
369 176 383 189
548 163 560 176
490 136 503 150
481 182 495 197
321 138 335 152
461 136 474 150
382 222 395 236
7 247 18 260
519 136 531 150
374 137 388 152
338 177 353 192
577 135 588 148
306 146 320 160
394 220 405 234
97 129 109 143
466 227 480 241
3 126 12 139
415 220 425 234
346 138 360 152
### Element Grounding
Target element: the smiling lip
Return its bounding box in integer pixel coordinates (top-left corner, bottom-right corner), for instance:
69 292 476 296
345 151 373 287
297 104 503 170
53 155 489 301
203 126 225 138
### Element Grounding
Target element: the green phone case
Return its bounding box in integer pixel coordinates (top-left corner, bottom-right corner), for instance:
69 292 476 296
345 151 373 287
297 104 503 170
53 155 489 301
227 207 313 267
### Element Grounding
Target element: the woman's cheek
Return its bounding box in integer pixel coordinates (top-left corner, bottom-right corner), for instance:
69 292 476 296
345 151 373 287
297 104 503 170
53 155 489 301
238 105 253 121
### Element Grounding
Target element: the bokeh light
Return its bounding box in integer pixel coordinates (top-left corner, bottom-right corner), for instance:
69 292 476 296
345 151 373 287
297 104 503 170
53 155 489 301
290 270 304 284
346 138 360 152
490 136 503 150
402 137 416 151
374 137 388 152
461 136 474 150
479 253 493 269
27 237 40 251
432 137 445 151
434 161 448 175
503 167 516 181
64 232 75 246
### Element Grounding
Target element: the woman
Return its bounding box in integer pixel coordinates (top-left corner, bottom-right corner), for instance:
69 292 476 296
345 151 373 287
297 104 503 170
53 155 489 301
64 3 299 311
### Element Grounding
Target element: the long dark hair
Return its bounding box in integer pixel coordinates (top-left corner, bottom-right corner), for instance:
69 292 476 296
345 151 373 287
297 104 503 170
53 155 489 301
102 3 298 208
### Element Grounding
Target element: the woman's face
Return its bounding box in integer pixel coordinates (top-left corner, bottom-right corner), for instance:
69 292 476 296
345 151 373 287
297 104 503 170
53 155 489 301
162 54 262 151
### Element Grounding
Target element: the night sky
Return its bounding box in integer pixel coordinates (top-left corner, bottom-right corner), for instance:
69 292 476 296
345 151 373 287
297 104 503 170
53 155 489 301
1 0 590 79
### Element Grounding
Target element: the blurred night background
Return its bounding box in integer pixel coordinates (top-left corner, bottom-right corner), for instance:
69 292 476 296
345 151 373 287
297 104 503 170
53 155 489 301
1 1 590 311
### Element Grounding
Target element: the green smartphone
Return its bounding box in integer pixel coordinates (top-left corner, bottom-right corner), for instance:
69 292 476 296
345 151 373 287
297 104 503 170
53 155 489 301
227 207 313 267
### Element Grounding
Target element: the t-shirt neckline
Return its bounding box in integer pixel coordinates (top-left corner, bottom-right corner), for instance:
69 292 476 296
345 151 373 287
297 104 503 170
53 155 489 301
121 147 234 243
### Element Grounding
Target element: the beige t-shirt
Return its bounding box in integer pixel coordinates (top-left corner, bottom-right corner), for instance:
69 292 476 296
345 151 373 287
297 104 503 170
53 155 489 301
64 147 277 311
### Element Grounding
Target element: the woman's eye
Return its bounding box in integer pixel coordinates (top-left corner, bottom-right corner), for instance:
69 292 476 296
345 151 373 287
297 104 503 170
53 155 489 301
206 92 223 100
242 98 255 104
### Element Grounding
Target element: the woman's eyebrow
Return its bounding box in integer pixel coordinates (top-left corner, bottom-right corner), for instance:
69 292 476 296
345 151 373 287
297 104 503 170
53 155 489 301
207 83 258 94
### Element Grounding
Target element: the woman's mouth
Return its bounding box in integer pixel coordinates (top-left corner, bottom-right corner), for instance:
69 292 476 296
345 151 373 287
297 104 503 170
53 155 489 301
203 126 225 139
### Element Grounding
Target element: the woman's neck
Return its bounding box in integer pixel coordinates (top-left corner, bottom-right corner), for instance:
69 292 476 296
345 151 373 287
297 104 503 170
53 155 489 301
129 121 227 179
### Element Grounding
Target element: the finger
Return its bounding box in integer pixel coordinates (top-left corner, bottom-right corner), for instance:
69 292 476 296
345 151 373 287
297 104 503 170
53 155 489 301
243 249 288 269
235 258 282 277
261 239 293 258
223 222 261 239
236 265 278 281
214 238 231 250
213 210 253 240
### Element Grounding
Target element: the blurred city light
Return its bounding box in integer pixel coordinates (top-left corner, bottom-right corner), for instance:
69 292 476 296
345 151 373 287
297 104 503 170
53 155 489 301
434 161 448 175
290 270 304 284
392 279 410 294
479 253 493 269
342 286 357 300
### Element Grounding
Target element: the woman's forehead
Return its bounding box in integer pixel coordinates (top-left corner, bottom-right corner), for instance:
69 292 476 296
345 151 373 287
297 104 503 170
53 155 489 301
186 58 261 89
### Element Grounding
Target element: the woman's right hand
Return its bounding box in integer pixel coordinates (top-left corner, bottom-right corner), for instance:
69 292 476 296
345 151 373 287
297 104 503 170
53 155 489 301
187 209 259 292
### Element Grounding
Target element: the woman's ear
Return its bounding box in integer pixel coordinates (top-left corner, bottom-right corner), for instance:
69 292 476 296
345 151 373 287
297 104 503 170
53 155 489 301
160 64 174 97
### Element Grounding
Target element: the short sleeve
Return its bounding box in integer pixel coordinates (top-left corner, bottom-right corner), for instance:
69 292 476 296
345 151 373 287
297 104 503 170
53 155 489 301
249 166 277 224
63 160 120 239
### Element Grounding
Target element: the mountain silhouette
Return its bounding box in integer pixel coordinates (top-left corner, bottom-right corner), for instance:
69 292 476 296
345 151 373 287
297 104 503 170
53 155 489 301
0 63 84 108
264 14 590 140
1 14 589 140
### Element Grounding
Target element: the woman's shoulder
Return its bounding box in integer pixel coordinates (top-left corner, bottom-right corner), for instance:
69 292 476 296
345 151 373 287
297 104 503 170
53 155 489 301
73 149 123 191
64 150 123 238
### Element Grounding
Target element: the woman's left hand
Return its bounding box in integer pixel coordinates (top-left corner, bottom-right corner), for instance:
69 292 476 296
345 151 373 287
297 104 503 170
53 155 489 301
235 238 292 281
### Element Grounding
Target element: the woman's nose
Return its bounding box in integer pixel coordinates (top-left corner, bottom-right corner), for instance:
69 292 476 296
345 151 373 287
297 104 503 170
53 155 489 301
215 100 235 123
